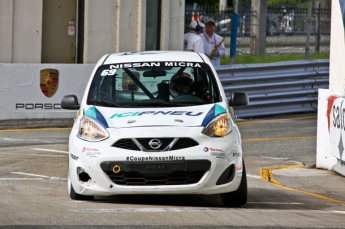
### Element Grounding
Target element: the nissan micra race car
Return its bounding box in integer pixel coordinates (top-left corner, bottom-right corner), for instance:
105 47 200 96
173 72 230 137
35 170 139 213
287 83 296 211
61 51 249 206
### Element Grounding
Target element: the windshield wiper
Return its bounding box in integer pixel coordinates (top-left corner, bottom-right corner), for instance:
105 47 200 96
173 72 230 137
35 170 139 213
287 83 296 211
88 99 120 107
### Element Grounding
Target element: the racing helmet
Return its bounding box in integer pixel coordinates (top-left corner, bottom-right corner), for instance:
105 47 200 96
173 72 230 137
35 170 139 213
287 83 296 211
169 72 194 98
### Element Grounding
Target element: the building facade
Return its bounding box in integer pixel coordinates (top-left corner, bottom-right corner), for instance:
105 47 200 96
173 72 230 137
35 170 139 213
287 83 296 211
0 0 185 64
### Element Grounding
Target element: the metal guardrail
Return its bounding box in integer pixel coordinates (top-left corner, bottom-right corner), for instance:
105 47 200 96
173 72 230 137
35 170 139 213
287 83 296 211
215 59 329 118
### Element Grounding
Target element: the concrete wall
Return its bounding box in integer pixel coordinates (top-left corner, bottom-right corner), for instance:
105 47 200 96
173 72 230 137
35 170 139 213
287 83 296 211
83 0 117 63
316 0 345 176
160 0 185 51
0 0 185 64
0 0 43 63
83 0 184 63
12 0 43 63
0 1 13 63
329 0 345 90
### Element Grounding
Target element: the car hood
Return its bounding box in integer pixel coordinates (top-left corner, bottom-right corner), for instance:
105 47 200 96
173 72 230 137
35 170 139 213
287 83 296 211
83 104 229 128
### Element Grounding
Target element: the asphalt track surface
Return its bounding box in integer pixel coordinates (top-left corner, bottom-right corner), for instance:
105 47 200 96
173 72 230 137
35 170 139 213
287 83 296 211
0 114 344 228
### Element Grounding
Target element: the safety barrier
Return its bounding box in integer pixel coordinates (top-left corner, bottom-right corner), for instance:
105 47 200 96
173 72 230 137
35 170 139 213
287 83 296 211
215 59 330 118
0 60 329 120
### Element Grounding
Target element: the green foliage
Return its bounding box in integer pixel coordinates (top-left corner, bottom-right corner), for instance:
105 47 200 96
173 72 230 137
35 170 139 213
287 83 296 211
220 53 329 65
267 0 309 7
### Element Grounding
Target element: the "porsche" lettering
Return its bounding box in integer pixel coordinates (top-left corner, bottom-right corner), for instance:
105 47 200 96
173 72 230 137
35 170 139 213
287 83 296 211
16 103 61 109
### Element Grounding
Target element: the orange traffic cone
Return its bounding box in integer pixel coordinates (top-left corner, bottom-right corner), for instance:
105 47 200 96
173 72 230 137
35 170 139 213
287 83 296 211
197 12 200 22
191 11 195 22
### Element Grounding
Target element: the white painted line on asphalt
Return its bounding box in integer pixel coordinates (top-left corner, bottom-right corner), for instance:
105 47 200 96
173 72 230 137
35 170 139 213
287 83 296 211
30 154 65 157
331 211 345 214
0 137 52 143
0 178 48 181
0 177 67 181
11 172 67 180
70 208 345 214
247 174 261 179
30 148 69 154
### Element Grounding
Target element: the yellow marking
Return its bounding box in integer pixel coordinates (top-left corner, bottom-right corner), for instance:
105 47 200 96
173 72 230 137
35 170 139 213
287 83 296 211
0 128 71 132
260 164 345 204
237 115 317 125
243 136 316 142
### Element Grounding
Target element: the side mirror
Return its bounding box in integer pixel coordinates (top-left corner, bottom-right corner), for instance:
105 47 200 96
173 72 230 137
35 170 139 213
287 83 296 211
61 94 80 110
228 92 249 106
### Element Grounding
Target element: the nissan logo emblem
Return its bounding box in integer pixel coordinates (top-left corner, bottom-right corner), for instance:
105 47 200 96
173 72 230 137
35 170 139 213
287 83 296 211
149 139 162 149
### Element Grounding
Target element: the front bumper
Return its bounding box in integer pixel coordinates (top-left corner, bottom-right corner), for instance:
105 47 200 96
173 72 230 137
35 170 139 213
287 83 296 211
68 126 244 196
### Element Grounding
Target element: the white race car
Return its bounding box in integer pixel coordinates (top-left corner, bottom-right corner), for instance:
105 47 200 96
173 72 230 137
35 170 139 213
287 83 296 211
61 51 249 206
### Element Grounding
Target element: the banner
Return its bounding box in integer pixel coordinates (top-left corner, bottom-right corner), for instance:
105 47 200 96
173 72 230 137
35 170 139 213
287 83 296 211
0 64 95 120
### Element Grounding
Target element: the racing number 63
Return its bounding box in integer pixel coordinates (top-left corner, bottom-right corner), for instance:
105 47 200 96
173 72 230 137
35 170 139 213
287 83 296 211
101 69 117 76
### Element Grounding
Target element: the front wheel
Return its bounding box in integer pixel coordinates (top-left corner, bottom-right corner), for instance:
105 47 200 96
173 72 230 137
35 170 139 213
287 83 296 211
220 159 247 207
68 172 94 200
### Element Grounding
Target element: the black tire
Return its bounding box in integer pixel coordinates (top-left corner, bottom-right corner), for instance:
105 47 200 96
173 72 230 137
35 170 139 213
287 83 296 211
69 183 94 200
220 160 247 207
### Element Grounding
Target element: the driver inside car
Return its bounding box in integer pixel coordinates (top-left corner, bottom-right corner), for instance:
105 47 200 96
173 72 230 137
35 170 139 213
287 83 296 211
169 72 194 98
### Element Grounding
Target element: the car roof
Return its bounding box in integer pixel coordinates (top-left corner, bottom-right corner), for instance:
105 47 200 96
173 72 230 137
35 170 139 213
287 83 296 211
102 51 205 65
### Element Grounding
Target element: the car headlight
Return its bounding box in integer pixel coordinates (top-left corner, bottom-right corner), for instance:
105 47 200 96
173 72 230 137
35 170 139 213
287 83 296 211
202 114 232 137
77 116 109 141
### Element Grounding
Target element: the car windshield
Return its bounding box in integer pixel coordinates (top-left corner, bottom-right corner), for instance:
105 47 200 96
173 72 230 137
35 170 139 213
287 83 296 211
87 61 221 107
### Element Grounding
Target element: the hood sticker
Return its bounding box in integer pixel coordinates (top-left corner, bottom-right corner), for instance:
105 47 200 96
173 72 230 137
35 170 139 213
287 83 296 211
110 110 203 118
201 104 227 126
85 106 109 128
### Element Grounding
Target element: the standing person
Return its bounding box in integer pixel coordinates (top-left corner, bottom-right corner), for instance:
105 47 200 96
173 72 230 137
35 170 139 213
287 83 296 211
200 18 226 66
184 20 205 53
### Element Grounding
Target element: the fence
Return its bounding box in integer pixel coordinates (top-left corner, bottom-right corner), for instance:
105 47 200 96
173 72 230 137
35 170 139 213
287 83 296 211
185 2 331 60
215 59 329 118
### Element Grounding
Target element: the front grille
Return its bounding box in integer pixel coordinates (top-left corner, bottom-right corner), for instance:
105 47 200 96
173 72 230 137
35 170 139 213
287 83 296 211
112 138 199 151
100 160 211 186
105 171 206 185
113 139 140 151
171 138 199 150
136 138 174 150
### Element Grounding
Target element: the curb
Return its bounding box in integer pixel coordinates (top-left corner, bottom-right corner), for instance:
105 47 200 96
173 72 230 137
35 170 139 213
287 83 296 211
0 118 74 130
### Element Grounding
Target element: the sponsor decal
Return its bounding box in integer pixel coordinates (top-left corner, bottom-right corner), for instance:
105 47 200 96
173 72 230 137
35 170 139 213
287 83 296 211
15 103 61 110
210 152 225 159
85 106 109 128
40 68 59 98
329 97 345 160
81 147 101 157
233 152 240 157
85 151 101 157
208 147 224 152
110 111 203 119
126 156 185 161
205 147 226 158
145 165 166 170
202 104 227 126
327 95 340 131
70 153 79 160
107 62 202 70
